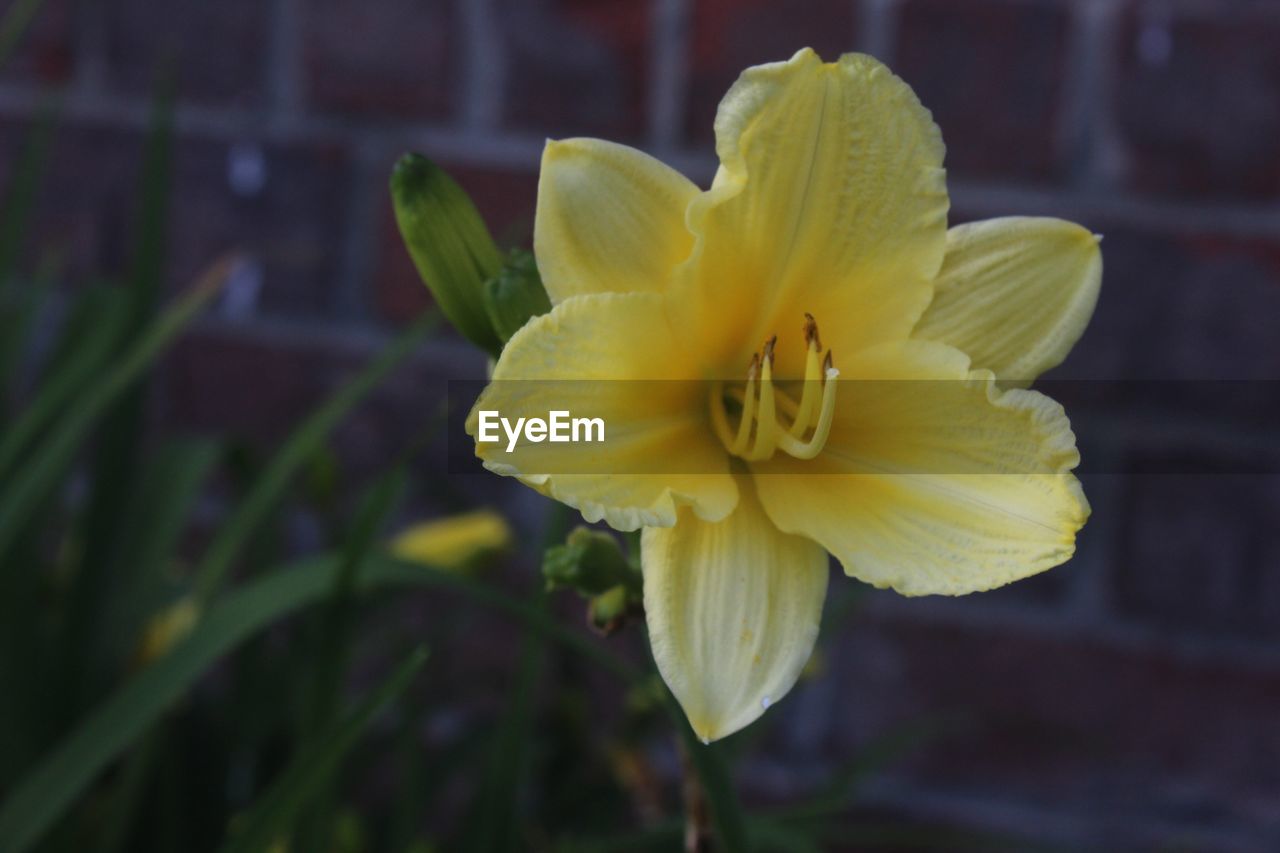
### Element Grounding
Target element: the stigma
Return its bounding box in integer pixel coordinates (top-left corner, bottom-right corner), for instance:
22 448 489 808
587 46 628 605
710 314 839 462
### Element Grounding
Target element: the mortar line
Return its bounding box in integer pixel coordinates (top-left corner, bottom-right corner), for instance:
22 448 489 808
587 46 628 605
648 0 691 151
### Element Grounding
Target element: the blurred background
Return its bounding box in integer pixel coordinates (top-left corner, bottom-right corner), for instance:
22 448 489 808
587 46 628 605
1 0 1278 850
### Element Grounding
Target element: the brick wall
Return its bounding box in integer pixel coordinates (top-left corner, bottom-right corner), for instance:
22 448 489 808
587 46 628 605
3 0 1279 847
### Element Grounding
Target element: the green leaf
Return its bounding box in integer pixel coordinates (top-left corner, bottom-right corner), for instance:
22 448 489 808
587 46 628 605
0 96 56 289
293 468 408 849
304 468 408 736
56 85 179 719
0 554 638 853
0 0 48 72
0 259 230 561
99 438 222 663
219 646 428 853
464 597 545 853
666 688 751 853
391 153 504 355
0 287 130 480
192 311 438 602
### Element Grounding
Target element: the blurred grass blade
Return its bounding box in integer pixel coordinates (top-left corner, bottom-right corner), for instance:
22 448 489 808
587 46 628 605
666 689 750 853
0 0 47 74
0 96 57 288
59 85 177 720
220 646 428 853
303 468 408 739
464 503 568 850
0 256 64 424
100 438 222 662
0 257 232 560
0 554 638 853
293 468 408 849
192 310 438 602
465 600 544 852
0 288 129 479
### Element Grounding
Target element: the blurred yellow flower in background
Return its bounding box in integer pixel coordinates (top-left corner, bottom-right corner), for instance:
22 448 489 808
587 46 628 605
469 49 1100 741
389 509 513 573
135 597 201 666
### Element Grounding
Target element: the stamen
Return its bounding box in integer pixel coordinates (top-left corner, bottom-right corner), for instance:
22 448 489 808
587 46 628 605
710 320 839 462
747 339 778 460
789 315 824 437
776 356 838 459
730 354 759 456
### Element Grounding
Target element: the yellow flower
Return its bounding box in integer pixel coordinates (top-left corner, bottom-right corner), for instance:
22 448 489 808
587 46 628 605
467 49 1100 741
136 597 200 666
389 509 513 572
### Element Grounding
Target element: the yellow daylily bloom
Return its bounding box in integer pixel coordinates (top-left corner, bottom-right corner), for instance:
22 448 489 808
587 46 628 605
467 48 1100 741
390 509 513 572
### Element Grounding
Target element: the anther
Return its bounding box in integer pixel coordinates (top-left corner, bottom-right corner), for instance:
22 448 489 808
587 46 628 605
803 313 821 350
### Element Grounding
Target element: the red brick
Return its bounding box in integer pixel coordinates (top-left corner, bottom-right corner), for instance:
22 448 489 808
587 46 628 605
0 0 73 86
104 0 270 104
796 614 1280 843
161 328 439 469
1046 228 1280 382
0 123 351 318
374 158 538 327
303 0 457 119
159 327 495 495
1116 465 1280 639
684 0 856 145
499 0 650 139
1114 2 1280 201
6 122 144 282
895 0 1068 183
168 138 352 318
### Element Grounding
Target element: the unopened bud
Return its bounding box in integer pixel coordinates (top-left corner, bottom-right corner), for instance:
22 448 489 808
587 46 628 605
543 526 639 597
483 248 551 343
391 153 504 355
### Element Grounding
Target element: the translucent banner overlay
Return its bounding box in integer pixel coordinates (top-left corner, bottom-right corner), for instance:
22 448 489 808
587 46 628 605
444 380 1280 475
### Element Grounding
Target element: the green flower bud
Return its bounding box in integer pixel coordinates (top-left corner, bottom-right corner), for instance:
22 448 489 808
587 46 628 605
588 585 631 634
543 526 639 597
483 248 551 343
390 153 504 355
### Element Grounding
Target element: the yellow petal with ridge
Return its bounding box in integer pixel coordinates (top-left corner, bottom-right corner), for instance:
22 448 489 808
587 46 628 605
672 48 949 375
467 292 738 531
914 217 1102 385
752 340 1088 595
643 477 828 742
536 138 698 304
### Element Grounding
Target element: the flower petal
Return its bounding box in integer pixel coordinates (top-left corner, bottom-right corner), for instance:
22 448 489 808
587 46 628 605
913 217 1103 385
466 292 737 531
752 340 1089 596
535 138 699 304
672 48 949 371
643 477 828 742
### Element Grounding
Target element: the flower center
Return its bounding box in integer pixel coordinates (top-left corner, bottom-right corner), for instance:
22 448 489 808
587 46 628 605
709 313 839 462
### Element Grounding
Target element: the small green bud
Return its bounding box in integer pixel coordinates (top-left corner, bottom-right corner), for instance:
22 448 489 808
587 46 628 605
588 585 631 634
483 248 551 343
543 526 639 597
390 153 504 355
